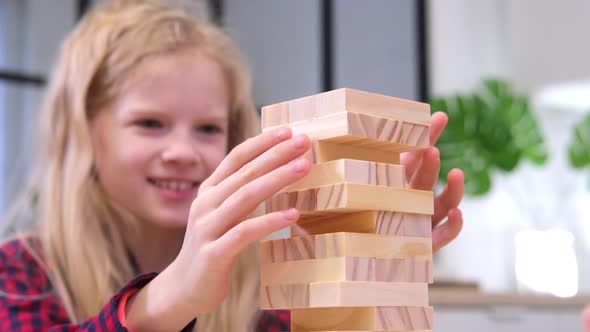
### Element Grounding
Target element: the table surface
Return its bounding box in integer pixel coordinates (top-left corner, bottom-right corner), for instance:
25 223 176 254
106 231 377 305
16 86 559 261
430 288 590 308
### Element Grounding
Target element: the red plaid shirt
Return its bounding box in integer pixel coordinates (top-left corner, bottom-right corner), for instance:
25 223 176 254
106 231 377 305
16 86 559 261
0 238 289 331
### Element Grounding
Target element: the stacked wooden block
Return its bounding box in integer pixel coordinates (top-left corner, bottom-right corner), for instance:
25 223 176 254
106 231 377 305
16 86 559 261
259 88 434 332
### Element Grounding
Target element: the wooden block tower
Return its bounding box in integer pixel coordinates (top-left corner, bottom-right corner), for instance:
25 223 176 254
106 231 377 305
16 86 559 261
259 88 434 332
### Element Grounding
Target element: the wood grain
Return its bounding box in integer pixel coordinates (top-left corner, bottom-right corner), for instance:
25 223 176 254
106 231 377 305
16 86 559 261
260 281 429 309
266 183 433 216
260 89 435 330
291 211 432 238
304 140 401 165
260 256 433 285
259 232 432 264
265 111 430 153
284 159 406 192
260 283 309 309
291 306 433 331
261 88 431 128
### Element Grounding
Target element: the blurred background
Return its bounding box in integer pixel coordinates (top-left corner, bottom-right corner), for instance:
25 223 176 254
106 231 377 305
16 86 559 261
1 0 589 331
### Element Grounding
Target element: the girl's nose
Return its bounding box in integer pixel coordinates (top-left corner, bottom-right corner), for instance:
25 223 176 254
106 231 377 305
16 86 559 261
160 138 200 166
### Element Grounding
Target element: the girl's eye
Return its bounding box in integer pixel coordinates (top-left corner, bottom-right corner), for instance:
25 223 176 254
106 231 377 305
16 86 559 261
198 124 222 134
137 119 162 128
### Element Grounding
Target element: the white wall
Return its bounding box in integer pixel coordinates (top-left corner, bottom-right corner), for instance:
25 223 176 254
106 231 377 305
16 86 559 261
506 0 590 93
427 0 508 96
429 0 590 95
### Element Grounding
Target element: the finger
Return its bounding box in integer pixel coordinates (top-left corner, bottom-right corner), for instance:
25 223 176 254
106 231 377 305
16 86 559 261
201 126 292 190
210 134 310 206
401 112 448 180
429 112 448 146
432 208 463 253
207 157 311 237
214 209 299 258
432 168 464 227
409 147 440 190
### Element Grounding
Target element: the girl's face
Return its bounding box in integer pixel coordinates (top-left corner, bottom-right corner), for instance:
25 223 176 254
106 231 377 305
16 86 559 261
91 49 229 229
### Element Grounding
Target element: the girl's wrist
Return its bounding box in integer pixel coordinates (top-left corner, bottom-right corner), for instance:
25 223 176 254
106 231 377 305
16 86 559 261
125 261 195 331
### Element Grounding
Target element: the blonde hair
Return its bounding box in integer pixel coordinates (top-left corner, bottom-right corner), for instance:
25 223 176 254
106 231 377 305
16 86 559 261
3 0 260 331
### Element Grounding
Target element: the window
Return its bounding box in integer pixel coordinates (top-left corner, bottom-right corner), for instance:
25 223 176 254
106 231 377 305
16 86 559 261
0 10 4 216
0 1 75 218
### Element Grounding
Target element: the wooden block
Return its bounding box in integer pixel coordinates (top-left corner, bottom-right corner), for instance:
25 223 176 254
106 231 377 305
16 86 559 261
291 211 432 238
283 159 406 192
261 100 288 128
261 88 431 128
311 281 430 308
313 234 432 263
260 256 433 285
260 281 428 309
266 183 433 216
260 234 315 263
265 111 429 153
291 306 433 331
260 283 309 309
305 140 401 165
259 232 432 264
375 257 433 284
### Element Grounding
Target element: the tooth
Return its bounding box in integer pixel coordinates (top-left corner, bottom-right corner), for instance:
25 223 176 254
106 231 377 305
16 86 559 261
152 180 194 190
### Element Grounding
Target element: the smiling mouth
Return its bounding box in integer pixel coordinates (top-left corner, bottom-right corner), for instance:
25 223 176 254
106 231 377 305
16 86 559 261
147 178 199 191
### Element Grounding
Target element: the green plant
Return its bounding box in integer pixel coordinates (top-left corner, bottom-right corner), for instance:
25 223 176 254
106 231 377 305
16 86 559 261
568 113 590 182
431 78 548 196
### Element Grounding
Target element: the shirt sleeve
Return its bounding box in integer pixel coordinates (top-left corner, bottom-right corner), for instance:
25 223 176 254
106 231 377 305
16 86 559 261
46 273 158 332
0 238 159 332
255 310 290 332
116 288 140 328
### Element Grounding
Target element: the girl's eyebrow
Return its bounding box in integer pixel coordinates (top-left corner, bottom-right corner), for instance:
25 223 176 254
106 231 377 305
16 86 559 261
120 108 162 117
121 109 229 122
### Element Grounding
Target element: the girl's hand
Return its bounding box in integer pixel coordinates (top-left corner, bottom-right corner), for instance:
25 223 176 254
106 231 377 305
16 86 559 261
126 127 311 331
401 112 464 253
175 127 311 314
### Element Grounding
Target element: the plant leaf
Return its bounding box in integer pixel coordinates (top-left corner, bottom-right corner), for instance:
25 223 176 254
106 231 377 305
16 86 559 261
568 113 590 168
432 78 548 196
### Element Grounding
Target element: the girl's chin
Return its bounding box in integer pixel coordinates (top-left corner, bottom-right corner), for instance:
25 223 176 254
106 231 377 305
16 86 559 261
144 213 190 230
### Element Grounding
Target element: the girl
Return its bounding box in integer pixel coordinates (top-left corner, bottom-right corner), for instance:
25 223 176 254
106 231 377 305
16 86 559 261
0 0 464 331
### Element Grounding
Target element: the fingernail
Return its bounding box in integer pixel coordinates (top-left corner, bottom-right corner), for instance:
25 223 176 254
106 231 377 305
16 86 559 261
275 127 290 140
292 135 306 148
292 158 308 172
432 148 440 159
282 208 298 220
